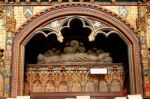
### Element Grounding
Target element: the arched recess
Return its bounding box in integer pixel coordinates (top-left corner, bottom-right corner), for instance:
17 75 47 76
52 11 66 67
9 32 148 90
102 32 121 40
11 3 142 96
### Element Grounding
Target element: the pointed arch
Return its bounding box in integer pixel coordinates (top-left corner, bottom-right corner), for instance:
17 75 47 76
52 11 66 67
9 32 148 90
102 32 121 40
12 3 142 96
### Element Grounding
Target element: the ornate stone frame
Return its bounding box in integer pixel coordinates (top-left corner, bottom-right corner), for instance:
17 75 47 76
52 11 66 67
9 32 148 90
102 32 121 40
11 3 142 96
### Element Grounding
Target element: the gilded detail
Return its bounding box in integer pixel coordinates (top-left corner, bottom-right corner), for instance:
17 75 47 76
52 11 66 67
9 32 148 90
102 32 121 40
0 0 149 98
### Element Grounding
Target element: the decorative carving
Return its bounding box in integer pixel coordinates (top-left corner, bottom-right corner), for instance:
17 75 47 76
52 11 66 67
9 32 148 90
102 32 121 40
0 49 4 69
144 70 150 76
23 6 33 19
37 40 112 64
89 29 120 42
99 81 108 92
12 3 141 96
93 21 101 27
58 81 68 92
0 1 5 13
136 16 146 32
118 6 128 17
110 80 121 92
140 36 146 44
25 64 124 94
6 37 13 45
56 33 64 43
72 81 81 92
85 81 95 92
146 0 150 17
32 81 43 92
5 14 16 33
50 21 60 28
0 2 16 34
3 71 12 78
45 81 55 92
3 84 10 93
137 1 150 33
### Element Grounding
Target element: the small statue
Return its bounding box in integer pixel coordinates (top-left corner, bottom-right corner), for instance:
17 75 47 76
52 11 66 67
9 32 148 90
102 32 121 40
64 40 79 54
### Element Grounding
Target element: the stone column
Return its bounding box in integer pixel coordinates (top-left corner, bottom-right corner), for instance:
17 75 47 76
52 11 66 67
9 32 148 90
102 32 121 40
137 1 150 96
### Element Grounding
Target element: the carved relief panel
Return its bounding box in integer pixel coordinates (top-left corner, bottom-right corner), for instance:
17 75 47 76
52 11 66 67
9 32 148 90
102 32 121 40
25 64 124 94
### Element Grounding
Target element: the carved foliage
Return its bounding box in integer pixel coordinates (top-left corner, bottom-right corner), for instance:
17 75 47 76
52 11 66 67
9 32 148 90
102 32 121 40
137 0 150 33
5 15 16 33
0 4 16 33
136 16 146 32
0 1 5 13
146 0 150 17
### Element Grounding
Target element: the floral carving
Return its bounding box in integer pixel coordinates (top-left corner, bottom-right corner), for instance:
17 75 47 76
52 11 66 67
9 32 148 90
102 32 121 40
146 0 150 17
136 16 146 32
0 1 5 13
0 3 16 33
5 15 16 33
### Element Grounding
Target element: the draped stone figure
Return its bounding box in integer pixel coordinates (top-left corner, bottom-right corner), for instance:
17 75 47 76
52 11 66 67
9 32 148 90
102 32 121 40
37 40 112 64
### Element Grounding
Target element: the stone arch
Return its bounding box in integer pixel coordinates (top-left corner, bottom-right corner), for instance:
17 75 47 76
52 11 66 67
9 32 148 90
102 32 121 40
99 80 108 92
110 79 121 92
11 3 142 96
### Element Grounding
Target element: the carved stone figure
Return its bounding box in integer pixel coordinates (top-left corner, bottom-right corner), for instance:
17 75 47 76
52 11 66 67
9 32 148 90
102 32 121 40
97 53 112 63
37 52 112 63
37 40 112 64
64 40 80 54
44 50 55 57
